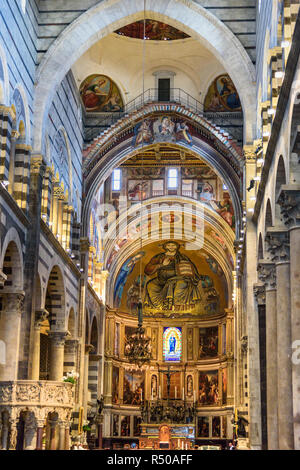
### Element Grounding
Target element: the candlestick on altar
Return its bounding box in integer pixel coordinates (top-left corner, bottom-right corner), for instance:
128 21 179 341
175 386 177 399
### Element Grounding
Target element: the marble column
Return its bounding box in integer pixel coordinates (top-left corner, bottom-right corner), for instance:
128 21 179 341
30 309 49 380
58 421 65 450
49 420 57 450
279 186 300 449
266 228 294 449
83 344 94 419
64 423 70 450
258 260 278 449
0 292 25 380
49 331 67 381
35 420 45 450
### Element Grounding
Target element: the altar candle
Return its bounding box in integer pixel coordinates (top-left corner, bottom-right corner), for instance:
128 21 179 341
182 442 184 450
194 390 196 402
159 386 161 399
182 388 184 400
175 386 177 399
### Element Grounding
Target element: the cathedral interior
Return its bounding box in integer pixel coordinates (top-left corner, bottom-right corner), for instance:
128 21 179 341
0 0 299 451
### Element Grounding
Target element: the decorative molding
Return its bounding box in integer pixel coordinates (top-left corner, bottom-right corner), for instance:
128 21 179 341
48 331 68 347
265 228 290 263
1 292 25 313
34 309 49 328
278 185 300 229
253 283 266 305
257 260 276 290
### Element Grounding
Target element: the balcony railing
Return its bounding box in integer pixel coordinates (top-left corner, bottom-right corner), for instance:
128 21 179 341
83 88 243 144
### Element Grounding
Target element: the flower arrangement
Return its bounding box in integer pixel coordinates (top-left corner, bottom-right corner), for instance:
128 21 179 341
62 370 79 384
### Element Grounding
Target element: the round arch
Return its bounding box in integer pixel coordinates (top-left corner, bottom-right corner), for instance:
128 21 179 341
90 316 99 354
83 139 243 242
44 265 66 329
0 227 24 291
33 0 256 152
12 84 31 146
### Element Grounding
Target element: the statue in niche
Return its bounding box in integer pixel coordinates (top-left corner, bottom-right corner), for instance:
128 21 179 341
151 375 158 399
187 375 193 398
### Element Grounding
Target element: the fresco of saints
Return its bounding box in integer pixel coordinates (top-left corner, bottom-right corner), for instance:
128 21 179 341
114 251 145 307
144 241 202 311
133 119 153 146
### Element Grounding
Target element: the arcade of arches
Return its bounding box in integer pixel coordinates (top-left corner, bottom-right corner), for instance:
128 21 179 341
0 0 299 451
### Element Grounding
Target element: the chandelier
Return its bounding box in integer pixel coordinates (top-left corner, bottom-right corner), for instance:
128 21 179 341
124 2 151 369
125 302 152 367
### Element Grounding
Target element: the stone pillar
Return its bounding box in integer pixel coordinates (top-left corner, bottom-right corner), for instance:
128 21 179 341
36 420 45 451
49 420 57 451
279 186 300 449
64 423 70 450
58 421 65 450
258 261 278 449
1 413 9 450
266 228 294 449
83 344 94 419
0 292 25 380
49 331 67 381
30 309 49 380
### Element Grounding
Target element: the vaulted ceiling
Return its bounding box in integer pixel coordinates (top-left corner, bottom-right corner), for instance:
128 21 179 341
36 0 256 64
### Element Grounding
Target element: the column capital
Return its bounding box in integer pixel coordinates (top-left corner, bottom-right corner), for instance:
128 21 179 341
1 291 25 312
80 237 90 253
53 184 65 200
85 344 95 354
265 228 290 263
243 144 257 161
100 270 110 281
34 309 49 328
64 338 79 354
257 260 276 290
253 283 266 305
49 331 68 347
278 185 300 229
30 155 46 177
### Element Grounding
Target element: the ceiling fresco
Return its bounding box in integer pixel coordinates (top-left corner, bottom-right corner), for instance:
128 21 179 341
204 74 242 113
113 241 228 319
115 20 190 41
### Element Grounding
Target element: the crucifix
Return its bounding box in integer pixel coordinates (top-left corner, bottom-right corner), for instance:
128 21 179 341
157 363 181 401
